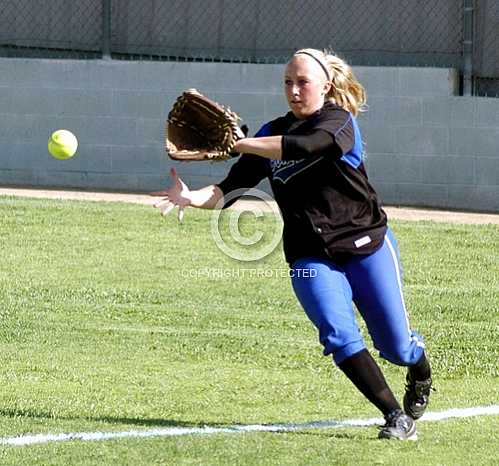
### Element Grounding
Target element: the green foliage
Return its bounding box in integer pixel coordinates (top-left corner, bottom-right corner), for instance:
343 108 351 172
0 197 497 465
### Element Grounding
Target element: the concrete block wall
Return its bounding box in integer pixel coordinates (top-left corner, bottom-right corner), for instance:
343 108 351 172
358 72 499 212
0 58 287 193
0 58 498 212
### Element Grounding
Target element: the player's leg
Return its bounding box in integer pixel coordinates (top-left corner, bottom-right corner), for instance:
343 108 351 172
291 257 363 362
337 348 416 440
344 229 432 420
403 351 433 420
291 257 416 440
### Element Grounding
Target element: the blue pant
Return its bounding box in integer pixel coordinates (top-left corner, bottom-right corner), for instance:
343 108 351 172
291 230 425 366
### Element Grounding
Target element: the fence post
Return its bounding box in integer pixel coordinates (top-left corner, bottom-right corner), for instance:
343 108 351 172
463 0 474 96
102 0 111 59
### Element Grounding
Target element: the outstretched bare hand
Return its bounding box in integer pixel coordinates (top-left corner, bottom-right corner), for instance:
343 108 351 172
150 168 191 222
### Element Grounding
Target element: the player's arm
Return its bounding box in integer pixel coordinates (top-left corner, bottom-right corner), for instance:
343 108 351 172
234 136 283 160
151 168 224 211
151 152 267 220
150 168 223 221
188 184 224 209
233 130 339 161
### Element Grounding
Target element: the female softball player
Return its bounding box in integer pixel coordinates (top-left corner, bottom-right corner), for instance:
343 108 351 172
153 48 433 440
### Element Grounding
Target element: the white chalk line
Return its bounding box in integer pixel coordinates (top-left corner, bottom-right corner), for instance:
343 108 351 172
1 404 498 446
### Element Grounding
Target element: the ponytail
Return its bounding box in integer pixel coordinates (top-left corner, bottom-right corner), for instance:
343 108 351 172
323 51 366 117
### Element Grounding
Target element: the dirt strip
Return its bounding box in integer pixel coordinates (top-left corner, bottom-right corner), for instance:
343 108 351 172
1 187 498 225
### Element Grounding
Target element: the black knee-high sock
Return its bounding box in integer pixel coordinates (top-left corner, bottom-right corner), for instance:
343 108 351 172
408 352 431 381
338 349 400 416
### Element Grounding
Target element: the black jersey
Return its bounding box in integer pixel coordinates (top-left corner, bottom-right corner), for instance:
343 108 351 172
217 102 388 264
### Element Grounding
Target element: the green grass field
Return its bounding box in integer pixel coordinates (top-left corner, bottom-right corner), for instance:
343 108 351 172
0 196 498 465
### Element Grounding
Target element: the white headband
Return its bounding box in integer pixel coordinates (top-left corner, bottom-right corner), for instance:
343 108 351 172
294 51 331 81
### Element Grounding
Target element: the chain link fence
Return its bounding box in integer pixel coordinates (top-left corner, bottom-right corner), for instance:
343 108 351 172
0 0 497 96
474 0 499 96
0 0 102 58
108 0 464 67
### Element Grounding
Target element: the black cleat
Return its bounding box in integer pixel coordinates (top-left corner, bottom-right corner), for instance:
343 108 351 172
403 373 433 420
378 409 417 441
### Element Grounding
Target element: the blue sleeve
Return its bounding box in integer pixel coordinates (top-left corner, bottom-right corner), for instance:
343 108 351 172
254 122 273 138
314 111 363 169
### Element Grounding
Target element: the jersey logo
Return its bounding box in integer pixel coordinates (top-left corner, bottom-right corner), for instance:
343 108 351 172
270 157 324 184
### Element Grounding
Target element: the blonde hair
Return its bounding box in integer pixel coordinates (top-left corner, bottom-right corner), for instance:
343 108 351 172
294 48 367 117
